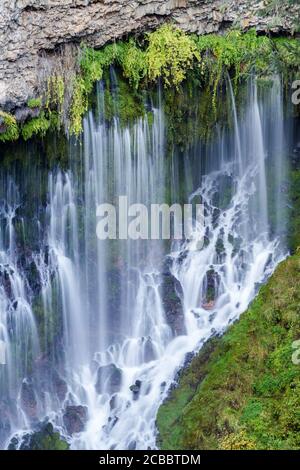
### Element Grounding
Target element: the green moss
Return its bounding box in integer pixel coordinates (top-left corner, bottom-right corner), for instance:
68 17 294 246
288 169 300 253
220 430 257 450
163 82 230 152
157 253 300 450
0 111 19 142
21 114 51 141
9 423 69 450
27 97 42 109
32 280 64 355
111 78 146 126
195 29 273 107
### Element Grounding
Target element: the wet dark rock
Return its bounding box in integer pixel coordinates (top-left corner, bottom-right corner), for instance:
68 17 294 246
159 268 186 336
102 415 119 434
212 208 221 226
170 351 196 391
20 379 38 420
160 381 167 390
14 106 40 123
215 238 225 256
8 422 69 450
109 394 117 410
209 312 217 323
212 174 234 210
203 235 210 249
228 234 242 257
184 352 194 366
52 370 68 402
0 403 11 446
95 364 122 394
128 440 136 450
63 405 88 435
204 268 221 304
162 256 173 274
0 265 13 299
294 142 300 154
108 416 118 428
143 336 156 362
25 260 42 295
7 437 19 450
176 249 189 265
130 380 142 399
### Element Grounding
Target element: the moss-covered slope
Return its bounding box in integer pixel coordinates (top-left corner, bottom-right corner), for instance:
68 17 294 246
157 253 300 450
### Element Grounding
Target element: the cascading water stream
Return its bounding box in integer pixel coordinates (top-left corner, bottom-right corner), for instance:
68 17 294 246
0 76 291 449
0 179 39 442
48 77 286 450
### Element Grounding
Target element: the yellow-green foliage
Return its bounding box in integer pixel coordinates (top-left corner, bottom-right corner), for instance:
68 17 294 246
21 114 51 141
69 76 91 135
196 30 274 109
102 76 146 126
69 47 106 134
119 40 147 89
157 254 300 450
220 431 256 450
45 75 65 129
46 75 65 110
0 110 19 142
273 38 300 82
197 29 273 80
27 97 42 109
146 24 199 88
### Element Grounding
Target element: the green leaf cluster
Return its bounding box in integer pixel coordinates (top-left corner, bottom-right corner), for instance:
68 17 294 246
146 24 199 87
21 113 51 141
0 110 19 142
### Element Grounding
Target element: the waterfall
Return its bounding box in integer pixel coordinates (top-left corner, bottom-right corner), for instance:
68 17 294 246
0 178 39 443
0 76 291 449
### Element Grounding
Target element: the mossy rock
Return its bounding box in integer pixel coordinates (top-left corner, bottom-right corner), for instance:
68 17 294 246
8 422 69 450
157 253 300 450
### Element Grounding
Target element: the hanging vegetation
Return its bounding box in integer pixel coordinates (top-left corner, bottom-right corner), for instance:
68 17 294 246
1 25 299 140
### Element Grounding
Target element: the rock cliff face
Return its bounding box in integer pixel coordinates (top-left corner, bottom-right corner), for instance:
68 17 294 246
0 0 298 114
